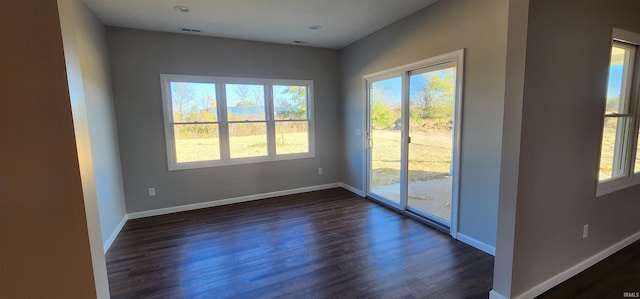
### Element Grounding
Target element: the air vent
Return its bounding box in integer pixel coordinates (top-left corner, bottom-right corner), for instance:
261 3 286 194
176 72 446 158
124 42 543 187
293 40 309 45
181 28 201 33
174 6 190 12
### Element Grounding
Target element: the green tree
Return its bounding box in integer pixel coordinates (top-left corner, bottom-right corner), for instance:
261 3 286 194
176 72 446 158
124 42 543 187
371 100 396 129
276 86 307 119
370 88 400 129
411 71 454 129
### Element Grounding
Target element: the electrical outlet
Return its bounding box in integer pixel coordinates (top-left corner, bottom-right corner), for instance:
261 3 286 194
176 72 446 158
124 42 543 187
318 168 323 175
148 187 156 197
583 224 589 239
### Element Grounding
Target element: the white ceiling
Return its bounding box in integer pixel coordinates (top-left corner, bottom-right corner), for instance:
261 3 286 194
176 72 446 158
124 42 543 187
81 0 440 49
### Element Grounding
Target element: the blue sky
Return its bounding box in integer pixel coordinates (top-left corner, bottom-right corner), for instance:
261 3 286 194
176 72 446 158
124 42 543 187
371 76 402 105
170 82 216 112
225 84 264 107
171 82 268 111
371 65 623 101
371 69 454 104
608 64 623 98
170 82 309 119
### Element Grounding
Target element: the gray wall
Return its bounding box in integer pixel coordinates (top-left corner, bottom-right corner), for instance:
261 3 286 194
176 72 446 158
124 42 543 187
58 0 125 296
492 0 529 296
68 0 127 252
494 0 640 297
339 0 509 247
107 28 341 213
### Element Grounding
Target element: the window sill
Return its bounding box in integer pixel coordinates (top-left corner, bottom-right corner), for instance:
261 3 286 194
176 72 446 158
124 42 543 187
596 176 640 197
168 152 315 171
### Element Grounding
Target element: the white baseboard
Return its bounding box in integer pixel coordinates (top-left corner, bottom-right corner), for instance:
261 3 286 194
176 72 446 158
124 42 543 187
457 233 496 256
489 290 508 299
103 215 127 253
513 230 640 299
127 183 342 219
339 182 365 197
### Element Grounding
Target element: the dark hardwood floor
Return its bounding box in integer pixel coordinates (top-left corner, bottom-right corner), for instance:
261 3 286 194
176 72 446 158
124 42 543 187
106 188 494 298
538 239 640 299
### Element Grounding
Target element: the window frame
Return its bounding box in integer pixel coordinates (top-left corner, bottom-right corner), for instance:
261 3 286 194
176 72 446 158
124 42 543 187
597 28 640 196
160 74 315 171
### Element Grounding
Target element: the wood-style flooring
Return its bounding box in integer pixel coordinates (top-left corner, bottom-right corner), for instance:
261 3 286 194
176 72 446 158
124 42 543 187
106 188 494 298
538 239 640 298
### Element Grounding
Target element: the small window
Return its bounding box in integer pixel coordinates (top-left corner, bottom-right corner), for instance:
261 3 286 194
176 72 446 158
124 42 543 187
597 29 640 196
161 75 314 170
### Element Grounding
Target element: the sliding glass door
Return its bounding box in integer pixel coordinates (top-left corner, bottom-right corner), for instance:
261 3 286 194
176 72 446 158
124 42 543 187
365 51 463 228
368 75 403 206
406 64 457 223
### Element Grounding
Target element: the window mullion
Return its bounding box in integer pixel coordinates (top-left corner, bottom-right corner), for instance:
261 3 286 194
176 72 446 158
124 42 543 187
218 82 231 160
266 82 276 157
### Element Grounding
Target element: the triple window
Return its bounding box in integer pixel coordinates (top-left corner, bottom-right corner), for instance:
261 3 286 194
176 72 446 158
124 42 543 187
597 29 640 196
161 75 314 170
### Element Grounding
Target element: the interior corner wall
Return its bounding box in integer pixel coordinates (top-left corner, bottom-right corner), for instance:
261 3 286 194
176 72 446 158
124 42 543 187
0 0 98 297
57 0 127 296
492 0 530 297
339 0 509 247
106 28 341 213
67 0 127 251
508 0 640 296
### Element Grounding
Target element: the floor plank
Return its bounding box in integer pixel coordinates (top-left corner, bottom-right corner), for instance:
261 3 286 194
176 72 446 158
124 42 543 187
106 188 494 298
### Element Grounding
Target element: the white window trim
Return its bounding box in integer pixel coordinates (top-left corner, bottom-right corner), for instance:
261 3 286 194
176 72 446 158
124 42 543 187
597 28 640 196
160 74 315 171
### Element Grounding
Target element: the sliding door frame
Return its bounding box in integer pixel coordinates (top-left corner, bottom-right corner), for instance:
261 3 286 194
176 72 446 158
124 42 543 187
362 49 464 238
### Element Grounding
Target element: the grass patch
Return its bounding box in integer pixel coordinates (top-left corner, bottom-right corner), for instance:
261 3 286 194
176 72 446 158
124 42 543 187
175 132 309 162
370 129 452 187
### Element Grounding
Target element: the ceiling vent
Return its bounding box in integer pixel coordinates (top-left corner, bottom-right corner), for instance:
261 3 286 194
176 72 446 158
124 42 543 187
174 6 190 12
